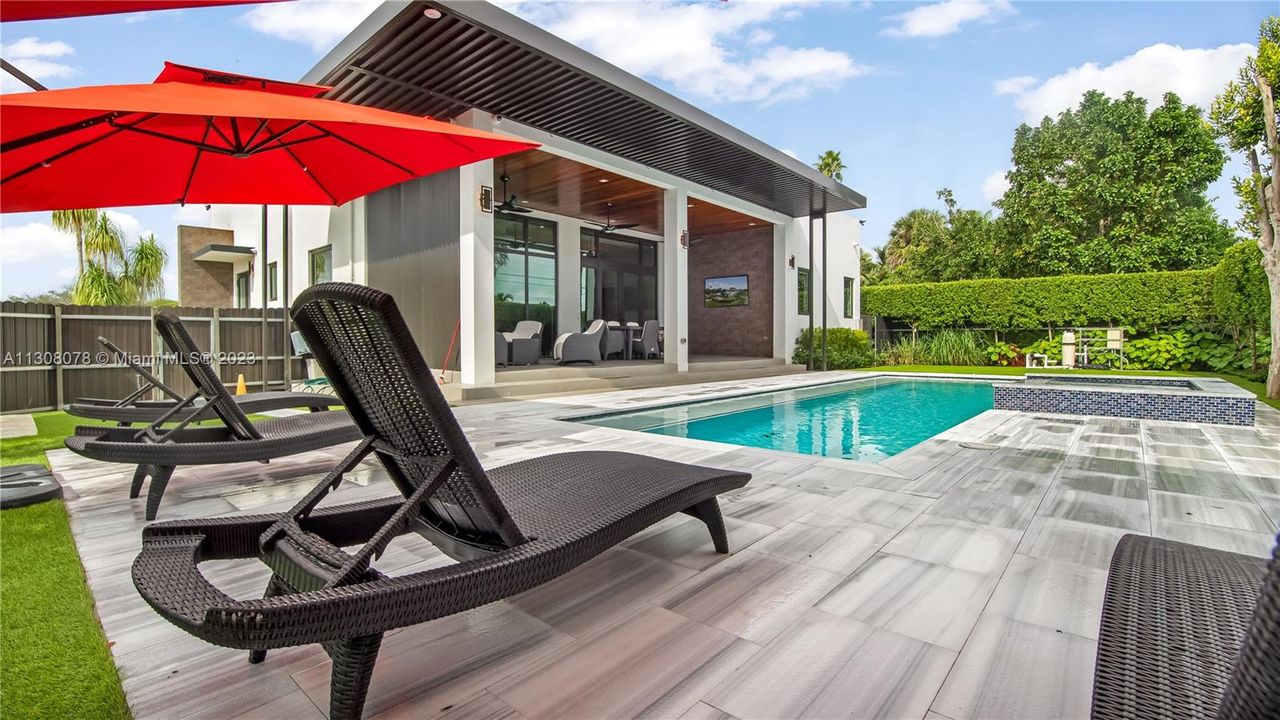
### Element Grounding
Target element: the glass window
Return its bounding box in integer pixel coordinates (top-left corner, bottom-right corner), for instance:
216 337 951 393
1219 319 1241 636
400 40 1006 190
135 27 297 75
798 268 811 315
579 228 658 329
494 214 558 356
309 246 332 285
267 262 278 302
843 277 855 318
235 270 250 309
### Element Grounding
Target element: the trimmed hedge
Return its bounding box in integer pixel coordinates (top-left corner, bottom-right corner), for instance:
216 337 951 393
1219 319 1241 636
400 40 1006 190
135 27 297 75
863 270 1213 330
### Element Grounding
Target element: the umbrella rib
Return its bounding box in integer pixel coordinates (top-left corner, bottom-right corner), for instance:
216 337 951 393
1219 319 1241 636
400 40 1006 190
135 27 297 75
242 118 270 151
1 111 119 154
314 126 416 177
205 117 237 153
2 124 130 185
243 120 308 154
281 144 338 204
179 122 214 207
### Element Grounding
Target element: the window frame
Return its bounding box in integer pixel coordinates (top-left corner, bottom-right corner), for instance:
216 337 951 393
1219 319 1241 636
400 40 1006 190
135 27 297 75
308 245 332 286
235 270 251 309
267 261 278 302
843 276 855 318
797 267 811 315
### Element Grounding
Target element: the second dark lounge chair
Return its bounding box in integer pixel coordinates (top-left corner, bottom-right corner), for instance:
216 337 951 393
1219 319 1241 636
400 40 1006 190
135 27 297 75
130 283 750 720
67 335 342 424
66 313 361 519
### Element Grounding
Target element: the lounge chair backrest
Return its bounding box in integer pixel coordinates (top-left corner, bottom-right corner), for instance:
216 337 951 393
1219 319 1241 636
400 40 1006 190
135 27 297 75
511 320 542 339
584 319 606 335
153 312 262 441
640 320 659 346
1216 538 1280 719
291 283 526 551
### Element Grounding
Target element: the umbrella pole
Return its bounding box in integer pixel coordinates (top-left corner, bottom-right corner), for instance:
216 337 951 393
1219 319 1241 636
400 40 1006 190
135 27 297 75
283 204 291 388
1 59 47 91
261 205 268 392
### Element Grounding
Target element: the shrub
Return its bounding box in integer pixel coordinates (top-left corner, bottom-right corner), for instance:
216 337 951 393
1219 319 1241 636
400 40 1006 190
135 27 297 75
1212 242 1270 332
919 329 988 366
986 340 1022 366
863 270 1213 330
1125 330 1194 371
793 328 874 369
878 336 924 365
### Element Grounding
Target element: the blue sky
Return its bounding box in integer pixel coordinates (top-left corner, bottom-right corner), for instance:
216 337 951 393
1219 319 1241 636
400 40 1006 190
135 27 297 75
1 0 1273 298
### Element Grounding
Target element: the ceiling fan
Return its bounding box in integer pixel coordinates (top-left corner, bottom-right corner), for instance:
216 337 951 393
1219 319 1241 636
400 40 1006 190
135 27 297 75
496 173 532 214
588 202 639 232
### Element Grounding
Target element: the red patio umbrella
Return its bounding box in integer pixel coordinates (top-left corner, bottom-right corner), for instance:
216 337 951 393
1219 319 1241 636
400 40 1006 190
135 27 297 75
0 1 288 23
0 64 538 213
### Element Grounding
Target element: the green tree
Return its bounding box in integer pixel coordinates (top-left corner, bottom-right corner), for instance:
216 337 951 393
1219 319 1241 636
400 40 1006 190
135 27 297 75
50 209 98 276
1212 16 1280 398
860 248 886 286
814 150 846 181
995 90 1234 277
125 233 168 303
883 208 946 276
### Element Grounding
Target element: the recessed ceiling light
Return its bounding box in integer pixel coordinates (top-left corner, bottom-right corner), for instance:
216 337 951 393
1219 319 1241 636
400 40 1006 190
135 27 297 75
423 7 443 19
748 222 756 226
598 178 609 183
687 203 694 208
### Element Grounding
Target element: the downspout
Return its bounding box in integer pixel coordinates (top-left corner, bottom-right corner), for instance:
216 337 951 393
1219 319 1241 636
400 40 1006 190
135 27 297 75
260 205 268 391
821 193 828 372
807 186 814 371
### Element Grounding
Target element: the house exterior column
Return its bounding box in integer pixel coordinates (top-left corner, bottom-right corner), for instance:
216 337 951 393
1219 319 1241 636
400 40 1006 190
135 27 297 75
459 158 496 386
663 187 689 371
773 222 793 361
556 218 583 336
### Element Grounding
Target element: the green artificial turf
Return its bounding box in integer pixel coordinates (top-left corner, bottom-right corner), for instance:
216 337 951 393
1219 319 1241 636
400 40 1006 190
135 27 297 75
872 365 1280 410
2 412 130 718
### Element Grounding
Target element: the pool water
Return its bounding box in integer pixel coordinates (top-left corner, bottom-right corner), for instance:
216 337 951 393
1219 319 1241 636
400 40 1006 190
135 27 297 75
580 378 995 462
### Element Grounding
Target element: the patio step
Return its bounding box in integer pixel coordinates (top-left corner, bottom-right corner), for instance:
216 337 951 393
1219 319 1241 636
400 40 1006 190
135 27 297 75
458 358 805 401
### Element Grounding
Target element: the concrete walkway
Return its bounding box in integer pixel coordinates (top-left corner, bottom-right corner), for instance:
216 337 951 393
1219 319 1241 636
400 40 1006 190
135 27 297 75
0 413 37 440
50 371 1280 720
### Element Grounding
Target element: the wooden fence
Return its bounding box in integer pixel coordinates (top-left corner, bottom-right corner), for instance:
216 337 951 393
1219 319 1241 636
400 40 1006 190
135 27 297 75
0 302 305 413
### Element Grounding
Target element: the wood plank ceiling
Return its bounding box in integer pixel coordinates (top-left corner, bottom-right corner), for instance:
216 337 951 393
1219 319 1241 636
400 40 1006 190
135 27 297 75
494 150 765 239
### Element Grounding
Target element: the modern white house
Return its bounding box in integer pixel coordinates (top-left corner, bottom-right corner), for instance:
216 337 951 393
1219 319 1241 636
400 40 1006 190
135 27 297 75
182 0 866 392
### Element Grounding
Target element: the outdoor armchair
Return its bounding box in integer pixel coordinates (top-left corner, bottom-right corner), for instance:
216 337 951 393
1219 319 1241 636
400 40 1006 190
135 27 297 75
633 320 660 359
67 335 341 423
129 283 749 720
1091 532 1280 719
605 320 626 359
503 320 542 365
553 319 606 364
65 313 360 520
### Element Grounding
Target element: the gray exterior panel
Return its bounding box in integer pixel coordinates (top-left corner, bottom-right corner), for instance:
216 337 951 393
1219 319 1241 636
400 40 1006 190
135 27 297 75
365 168 462 371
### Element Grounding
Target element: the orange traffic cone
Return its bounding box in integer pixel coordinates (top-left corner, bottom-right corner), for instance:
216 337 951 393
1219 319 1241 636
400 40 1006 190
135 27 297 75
235 374 248 395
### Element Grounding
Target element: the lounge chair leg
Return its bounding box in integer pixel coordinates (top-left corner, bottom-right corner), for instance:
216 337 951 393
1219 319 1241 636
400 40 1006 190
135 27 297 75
129 465 150 498
249 574 290 664
683 498 730 553
324 633 383 720
144 466 175 521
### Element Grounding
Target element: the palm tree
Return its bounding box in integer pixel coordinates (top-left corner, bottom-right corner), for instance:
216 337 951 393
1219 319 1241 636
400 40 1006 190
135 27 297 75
83 213 124 269
51 209 99 275
125 234 168 302
814 150 846 181
884 208 946 270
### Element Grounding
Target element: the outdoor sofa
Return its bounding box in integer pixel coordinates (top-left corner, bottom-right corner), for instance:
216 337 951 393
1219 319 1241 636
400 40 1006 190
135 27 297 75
1092 532 1279 719
66 335 341 424
129 283 749 720
65 312 360 520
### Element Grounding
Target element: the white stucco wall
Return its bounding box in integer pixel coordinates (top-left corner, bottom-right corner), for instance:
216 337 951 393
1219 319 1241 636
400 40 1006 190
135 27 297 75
785 211 862 354
207 201 366 308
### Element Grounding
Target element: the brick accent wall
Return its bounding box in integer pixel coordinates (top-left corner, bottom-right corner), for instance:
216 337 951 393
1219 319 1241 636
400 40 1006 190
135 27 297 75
177 225 236 307
688 227 774 357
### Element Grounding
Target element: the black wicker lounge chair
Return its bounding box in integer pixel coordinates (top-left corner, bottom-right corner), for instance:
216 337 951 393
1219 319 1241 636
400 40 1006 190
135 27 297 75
66 313 360 520
1092 532 1280 719
130 283 750 720
66 335 341 424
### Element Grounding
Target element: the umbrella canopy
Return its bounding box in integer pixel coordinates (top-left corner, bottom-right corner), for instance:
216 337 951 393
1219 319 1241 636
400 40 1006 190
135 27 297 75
0 66 538 212
0 1 288 23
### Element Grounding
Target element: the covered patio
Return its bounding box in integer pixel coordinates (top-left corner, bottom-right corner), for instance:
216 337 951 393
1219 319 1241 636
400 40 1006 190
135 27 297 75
51 371 1280 719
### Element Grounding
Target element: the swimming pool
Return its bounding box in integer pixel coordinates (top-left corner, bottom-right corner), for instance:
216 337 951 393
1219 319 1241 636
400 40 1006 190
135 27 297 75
579 377 995 462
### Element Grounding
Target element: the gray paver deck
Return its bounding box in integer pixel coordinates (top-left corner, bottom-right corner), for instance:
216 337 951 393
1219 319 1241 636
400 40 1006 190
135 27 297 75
48 370 1280 720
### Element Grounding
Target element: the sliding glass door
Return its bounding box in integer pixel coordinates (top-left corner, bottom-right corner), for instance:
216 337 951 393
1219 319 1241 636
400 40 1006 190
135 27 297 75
495 214 557 356
580 229 658 326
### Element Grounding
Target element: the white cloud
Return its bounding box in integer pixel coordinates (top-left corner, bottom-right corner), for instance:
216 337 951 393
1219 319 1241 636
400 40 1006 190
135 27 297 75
780 148 800 160
993 75 1036 96
508 1 867 105
104 210 143 238
0 222 76 263
242 0 380 53
0 36 77 92
173 204 211 225
1000 42 1253 123
883 0 1014 39
982 170 1011 203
